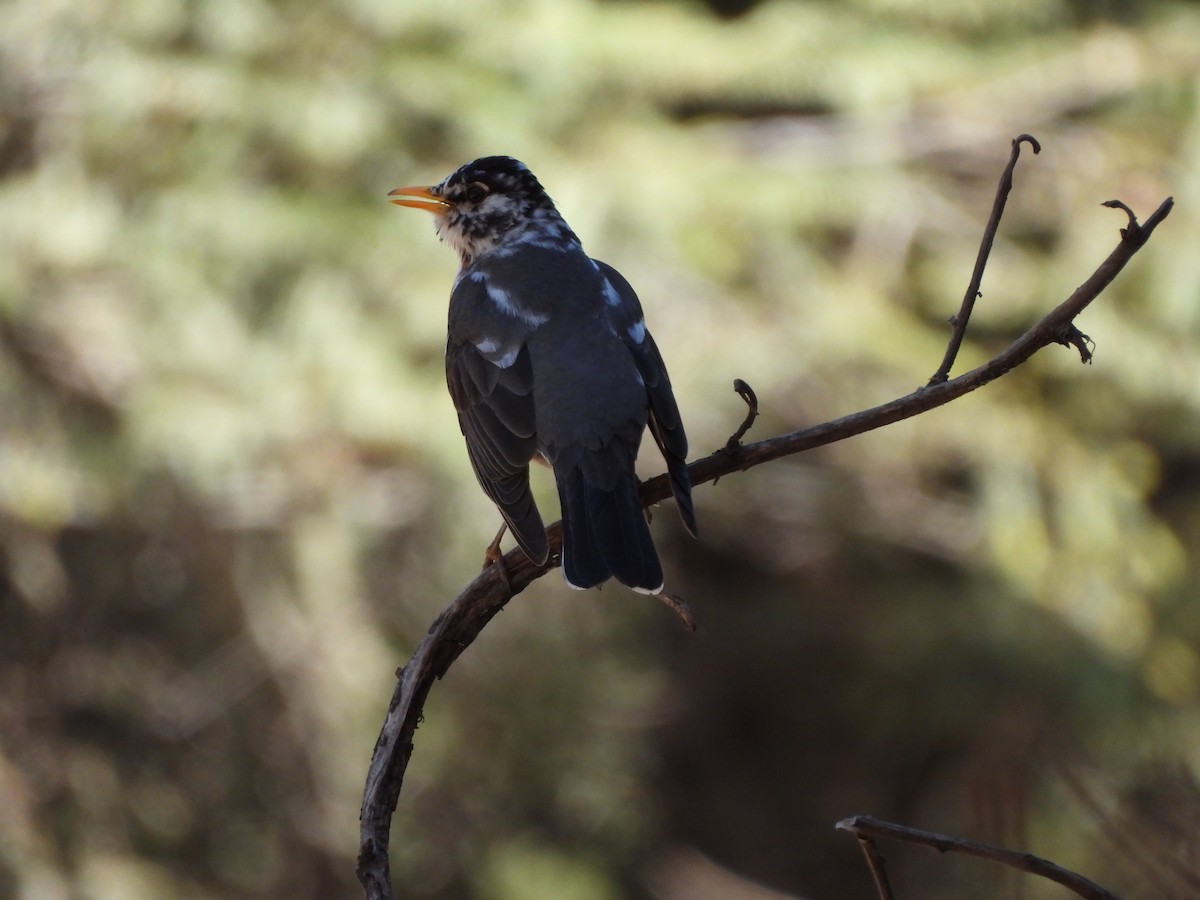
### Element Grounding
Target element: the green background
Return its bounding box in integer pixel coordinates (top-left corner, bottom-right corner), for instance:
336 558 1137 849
2 0 1198 897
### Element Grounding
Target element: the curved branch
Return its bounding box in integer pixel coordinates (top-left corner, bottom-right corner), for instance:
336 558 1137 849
357 154 1173 897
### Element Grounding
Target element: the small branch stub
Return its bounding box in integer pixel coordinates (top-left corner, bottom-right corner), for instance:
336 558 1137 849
725 378 760 451
1101 199 1139 235
1059 325 1095 364
654 592 697 631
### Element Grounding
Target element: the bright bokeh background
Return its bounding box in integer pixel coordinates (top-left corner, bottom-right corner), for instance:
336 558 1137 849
2 1 1198 897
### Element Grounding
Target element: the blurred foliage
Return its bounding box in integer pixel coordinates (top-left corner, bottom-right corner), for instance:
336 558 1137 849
1 0 1198 897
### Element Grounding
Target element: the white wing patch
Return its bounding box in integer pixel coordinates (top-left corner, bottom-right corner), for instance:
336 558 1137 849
474 337 521 369
627 318 646 344
601 278 624 308
470 271 549 328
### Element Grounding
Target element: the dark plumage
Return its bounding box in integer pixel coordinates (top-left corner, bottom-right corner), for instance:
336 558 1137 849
390 156 696 593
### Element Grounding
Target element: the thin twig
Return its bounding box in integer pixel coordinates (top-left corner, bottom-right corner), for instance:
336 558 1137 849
654 592 697 631
837 816 1122 900
854 834 897 900
929 134 1040 385
357 182 1173 898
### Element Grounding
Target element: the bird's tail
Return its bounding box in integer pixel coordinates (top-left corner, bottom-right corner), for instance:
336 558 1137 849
556 466 663 594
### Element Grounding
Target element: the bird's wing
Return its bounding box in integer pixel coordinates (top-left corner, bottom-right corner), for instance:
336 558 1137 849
593 260 697 538
445 275 548 565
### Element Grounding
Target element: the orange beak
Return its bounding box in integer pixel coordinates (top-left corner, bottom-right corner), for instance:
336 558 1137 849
387 185 449 213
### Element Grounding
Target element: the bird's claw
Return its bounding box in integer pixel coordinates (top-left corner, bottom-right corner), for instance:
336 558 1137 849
482 523 513 590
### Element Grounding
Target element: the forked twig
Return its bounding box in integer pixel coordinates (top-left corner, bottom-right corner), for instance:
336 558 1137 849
837 815 1122 900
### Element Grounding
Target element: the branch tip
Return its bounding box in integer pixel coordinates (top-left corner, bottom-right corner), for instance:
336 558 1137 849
1141 196 1174 235
1014 133 1041 154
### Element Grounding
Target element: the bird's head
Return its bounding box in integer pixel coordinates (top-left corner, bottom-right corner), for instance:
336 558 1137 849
389 156 576 266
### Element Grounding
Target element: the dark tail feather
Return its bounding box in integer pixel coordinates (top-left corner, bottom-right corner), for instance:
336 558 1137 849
588 475 663 592
486 471 548 565
504 503 549 566
667 455 697 538
557 468 611 589
648 416 698 539
557 467 663 593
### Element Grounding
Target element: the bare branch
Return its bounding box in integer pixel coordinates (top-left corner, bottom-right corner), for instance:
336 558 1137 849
357 139 1173 898
837 815 1122 900
673 194 1172 484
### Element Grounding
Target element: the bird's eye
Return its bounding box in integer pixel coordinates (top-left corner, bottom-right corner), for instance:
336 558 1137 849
465 183 489 204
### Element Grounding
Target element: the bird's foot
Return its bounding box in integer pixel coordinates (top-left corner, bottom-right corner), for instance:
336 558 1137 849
482 523 513 591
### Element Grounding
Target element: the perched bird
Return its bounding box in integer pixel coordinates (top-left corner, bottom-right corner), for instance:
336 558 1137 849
389 156 696 593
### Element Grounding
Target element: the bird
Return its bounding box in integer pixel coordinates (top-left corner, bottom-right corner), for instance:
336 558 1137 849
389 156 696 594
